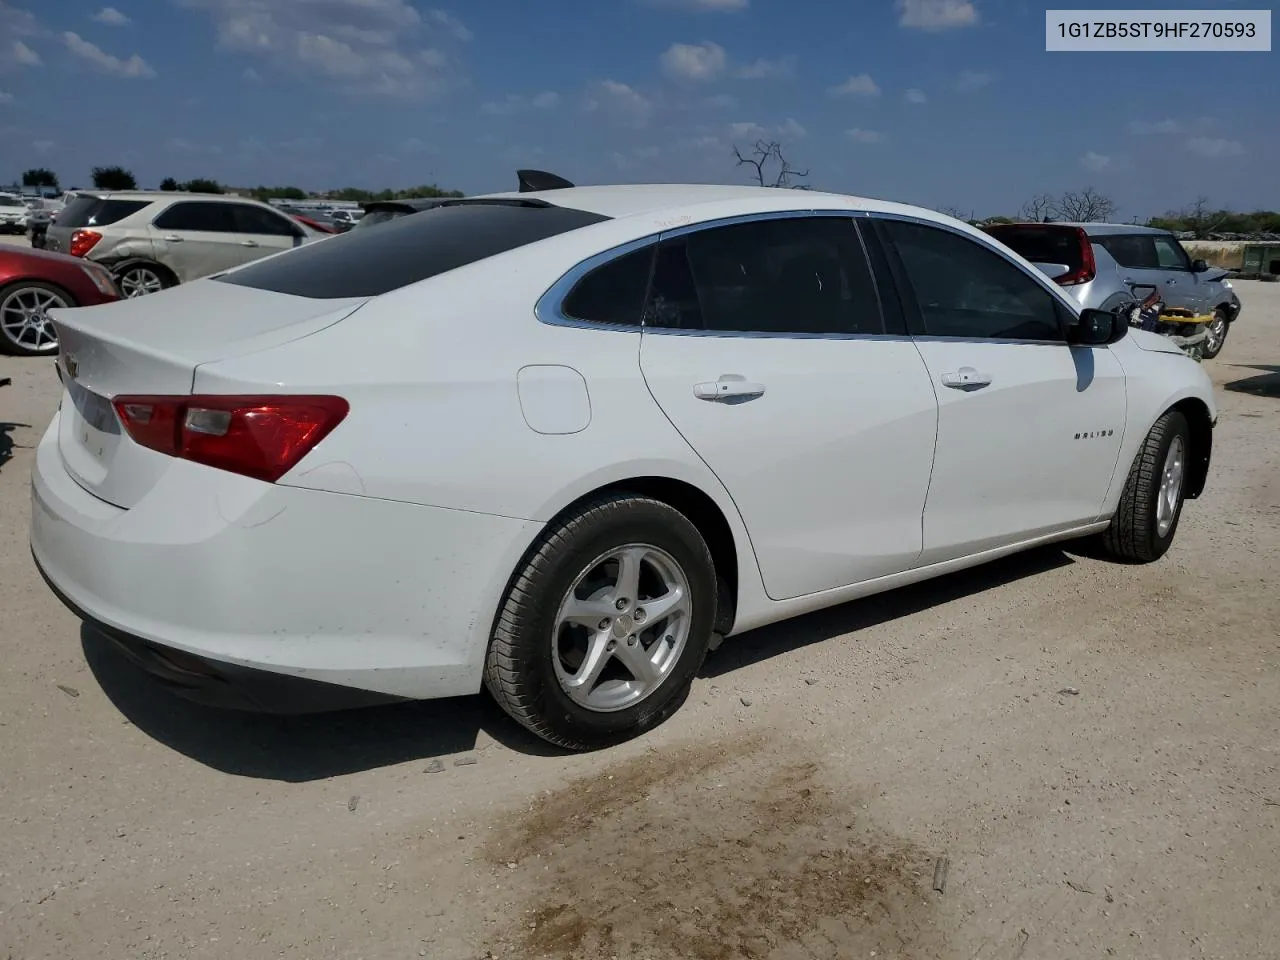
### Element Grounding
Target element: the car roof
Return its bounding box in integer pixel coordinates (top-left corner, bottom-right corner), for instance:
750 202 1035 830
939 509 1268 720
73 190 262 203
992 220 1170 237
474 183 941 223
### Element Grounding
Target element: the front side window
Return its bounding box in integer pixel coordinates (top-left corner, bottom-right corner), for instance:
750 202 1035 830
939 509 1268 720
643 216 883 336
882 219 1063 341
231 204 301 237
153 201 237 233
1153 235 1191 270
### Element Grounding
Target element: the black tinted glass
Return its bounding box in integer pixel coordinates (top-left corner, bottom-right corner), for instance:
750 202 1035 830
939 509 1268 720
58 196 150 228
154 202 237 232
219 201 610 299
354 208 410 229
1096 235 1159 269
232 204 299 236
986 226 1085 272
644 241 704 329
562 246 654 326
884 220 1062 341
679 216 883 335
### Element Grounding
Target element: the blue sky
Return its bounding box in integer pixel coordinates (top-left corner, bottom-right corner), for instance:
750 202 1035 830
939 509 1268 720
0 0 1275 218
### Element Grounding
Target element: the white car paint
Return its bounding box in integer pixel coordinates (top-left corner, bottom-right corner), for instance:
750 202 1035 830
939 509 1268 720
29 183 1216 702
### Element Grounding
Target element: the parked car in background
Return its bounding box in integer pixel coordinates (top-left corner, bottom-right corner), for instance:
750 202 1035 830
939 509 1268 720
0 193 30 234
354 197 447 230
32 180 1216 750
329 209 363 232
44 191 328 299
983 221 1242 359
291 213 338 235
24 196 65 250
0 243 120 355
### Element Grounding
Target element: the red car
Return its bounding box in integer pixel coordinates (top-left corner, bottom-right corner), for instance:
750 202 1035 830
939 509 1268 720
0 244 120 356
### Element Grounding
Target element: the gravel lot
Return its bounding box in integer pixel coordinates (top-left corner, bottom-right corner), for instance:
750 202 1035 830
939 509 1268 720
1 244 1277 959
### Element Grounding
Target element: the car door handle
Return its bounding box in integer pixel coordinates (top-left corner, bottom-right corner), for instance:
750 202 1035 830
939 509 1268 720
694 375 766 401
940 367 992 390
240 239 259 247
162 235 184 242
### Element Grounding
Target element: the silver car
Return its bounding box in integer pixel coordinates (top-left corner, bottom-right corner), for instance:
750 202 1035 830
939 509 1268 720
45 191 327 298
0 194 29 234
984 221 1242 359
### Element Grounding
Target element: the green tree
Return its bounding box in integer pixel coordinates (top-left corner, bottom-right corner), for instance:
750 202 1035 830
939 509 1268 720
180 178 223 194
91 166 138 190
159 177 180 191
248 185 308 202
21 167 60 191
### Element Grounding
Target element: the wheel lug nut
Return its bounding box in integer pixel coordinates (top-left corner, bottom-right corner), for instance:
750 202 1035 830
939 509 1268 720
598 618 611 630
615 598 628 610
634 608 646 623
626 635 637 646
606 640 616 651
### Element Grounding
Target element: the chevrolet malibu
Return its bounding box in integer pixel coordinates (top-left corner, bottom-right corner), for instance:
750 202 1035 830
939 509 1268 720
30 182 1216 750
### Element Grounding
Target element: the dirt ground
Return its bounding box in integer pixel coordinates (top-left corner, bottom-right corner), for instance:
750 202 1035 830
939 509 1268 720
1 260 1277 959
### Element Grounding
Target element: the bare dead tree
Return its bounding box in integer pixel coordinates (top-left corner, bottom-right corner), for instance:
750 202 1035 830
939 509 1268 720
733 140 810 190
1018 193 1057 222
937 205 975 222
1180 196 1229 238
1055 186 1117 222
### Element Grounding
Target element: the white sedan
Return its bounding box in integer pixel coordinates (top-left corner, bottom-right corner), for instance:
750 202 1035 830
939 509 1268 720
31 182 1216 749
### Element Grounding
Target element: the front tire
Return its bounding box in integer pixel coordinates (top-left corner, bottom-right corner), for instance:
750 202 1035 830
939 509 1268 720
1100 410 1191 563
0 280 72 356
484 494 717 751
1200 308 1229 360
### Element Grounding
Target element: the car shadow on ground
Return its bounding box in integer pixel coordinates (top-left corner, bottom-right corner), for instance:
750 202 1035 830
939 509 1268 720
83 546 1074 781
0 420 29 471
702 545 1073 677
1223 364 1280 398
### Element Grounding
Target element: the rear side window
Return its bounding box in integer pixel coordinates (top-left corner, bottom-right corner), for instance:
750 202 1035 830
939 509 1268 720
58 196 151 228
985 226 1085 272
218 201 611 299
562 246 655 326
230 204 301 237
154 201 238 233
1095 235 1159 269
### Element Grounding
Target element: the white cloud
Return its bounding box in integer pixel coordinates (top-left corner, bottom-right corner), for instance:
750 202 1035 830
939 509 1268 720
726 118 806 141
584 79 653 127
177 0 469 98
704 92 737 109
242 66 261 82
897 0 978 30
482 90 560 114
1127 118 1181 135
63 32 155 77
828 73 880 97
0 91 11 103
1186 137 1244 158
846 128 886 143
660 40 726 81
32 139 54 153
954 69 992 92
730 121 767 139
905 88 927 103
1081 151 1111 171
12 40 42 66
398 137 439 154
777 117 807 139
734 56 794 80
92 7 130 26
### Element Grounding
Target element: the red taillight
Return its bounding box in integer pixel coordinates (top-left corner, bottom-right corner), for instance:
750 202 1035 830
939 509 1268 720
1056 228 1096 287
69 229 102 258
111 394 349 483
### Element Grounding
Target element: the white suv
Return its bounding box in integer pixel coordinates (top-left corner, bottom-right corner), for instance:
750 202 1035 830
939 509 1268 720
45 191 327 298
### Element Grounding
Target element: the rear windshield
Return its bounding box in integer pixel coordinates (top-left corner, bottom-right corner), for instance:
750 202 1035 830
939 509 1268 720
353 208 411 229
218 200 610 298
0 196 24 208
984 226 1085 271
57 196 152 228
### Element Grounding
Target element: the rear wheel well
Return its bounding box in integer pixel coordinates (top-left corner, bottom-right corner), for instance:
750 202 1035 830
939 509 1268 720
549 478 739 636
108 258 177 286
1170 398 1213 499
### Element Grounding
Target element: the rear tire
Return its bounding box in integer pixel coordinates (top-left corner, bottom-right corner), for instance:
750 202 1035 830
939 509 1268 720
483 494 717 751
1100 410 1190 563
114 262 174 299
0 280 72 356
1200 307 1229 360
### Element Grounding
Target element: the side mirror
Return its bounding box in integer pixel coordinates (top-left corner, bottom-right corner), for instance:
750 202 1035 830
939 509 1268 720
1191 258 1209 273
1069 307 1128 346
1034 262 1071 280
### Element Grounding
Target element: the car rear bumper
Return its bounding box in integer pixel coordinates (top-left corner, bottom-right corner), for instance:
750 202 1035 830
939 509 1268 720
29 411 541 707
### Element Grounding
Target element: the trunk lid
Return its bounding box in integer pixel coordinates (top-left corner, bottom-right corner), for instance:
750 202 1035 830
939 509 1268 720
50 278 368 509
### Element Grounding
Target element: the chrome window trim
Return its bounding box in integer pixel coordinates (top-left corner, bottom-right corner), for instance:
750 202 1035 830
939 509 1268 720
534 208 901 340
861 210 1082 346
